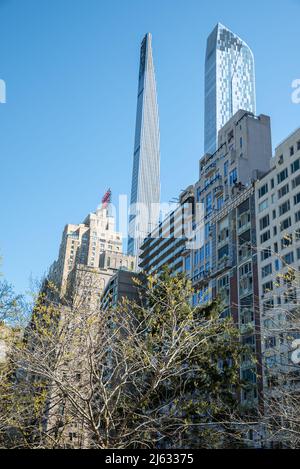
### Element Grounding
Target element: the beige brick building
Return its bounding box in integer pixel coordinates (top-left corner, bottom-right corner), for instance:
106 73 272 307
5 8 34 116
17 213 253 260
49 201 136 301
33 199 136 447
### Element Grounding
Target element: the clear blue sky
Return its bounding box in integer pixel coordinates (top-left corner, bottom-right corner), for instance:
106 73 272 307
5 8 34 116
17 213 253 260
0 0 299 294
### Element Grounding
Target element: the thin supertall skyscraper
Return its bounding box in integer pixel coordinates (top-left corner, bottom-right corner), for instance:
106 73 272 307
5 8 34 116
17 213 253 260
128 33 161 259
204 23 256 155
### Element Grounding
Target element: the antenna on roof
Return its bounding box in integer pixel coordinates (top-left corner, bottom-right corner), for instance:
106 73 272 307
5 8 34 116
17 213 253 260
102 189 112 208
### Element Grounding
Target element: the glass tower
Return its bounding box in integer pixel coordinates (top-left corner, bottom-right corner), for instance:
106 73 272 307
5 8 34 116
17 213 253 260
128 33 160 258
204 23 256 155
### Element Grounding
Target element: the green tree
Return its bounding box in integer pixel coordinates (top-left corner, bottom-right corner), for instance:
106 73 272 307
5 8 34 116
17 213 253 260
1 270 254 449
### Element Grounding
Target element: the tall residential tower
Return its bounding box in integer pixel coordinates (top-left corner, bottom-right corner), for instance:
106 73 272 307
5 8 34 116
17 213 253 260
204 23 256 155
128 33 161 259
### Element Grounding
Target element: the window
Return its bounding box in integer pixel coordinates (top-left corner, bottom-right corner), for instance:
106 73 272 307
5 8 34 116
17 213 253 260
277 296 282 305
275 259 281 271
263 299 274 312
239 276 253 295
266 356 277 368
205 243 210 258
271 179 275 189
278 184 289 199
280 217 292 232
238 211 250 230
196 187 202 202
261 247 271 261
224 161 229 177
185 256 191 271
194 250 199 265
263 281 273 294
298 140 300 151
240 308 254 325
265 337 276 349
217 196 224 209
240 137 243 148
196 247 203 264
259 184 268 199
273 226 277 236
259 215 270 231
229 169 238 186
205 223 210 238
206 193 212 214
295 211 300 223
279 200 291 216
273 210 276 220
259 199 269 213
278 154 284 165
294 193 300 206
291 159 300 174
292 174 300 189
283 252 294 265
239 262 252 277
218 245 229 260
262 264 272 278
284 289 297 304
277 168 288 184
242 368 256 384
242 335 255 351
261 231 271 244
218 275 229 289
290 146 294 157
297 248 300 260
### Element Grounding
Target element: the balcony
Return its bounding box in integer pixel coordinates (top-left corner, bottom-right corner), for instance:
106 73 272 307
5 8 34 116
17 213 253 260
240 321 255 335
205 162 217 177
214 185 224 197
192 269 211 285
214 257 231 276
218 287 230 305
237 212 251 235
239 278 253 298
238 243 252 263
218 228 229 246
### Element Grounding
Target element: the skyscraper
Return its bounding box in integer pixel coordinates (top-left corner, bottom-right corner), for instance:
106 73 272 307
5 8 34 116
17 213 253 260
204 23 256 155
128 33 160 259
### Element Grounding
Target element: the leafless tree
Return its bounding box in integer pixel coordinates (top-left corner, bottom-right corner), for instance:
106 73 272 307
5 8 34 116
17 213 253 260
1 270 253 449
